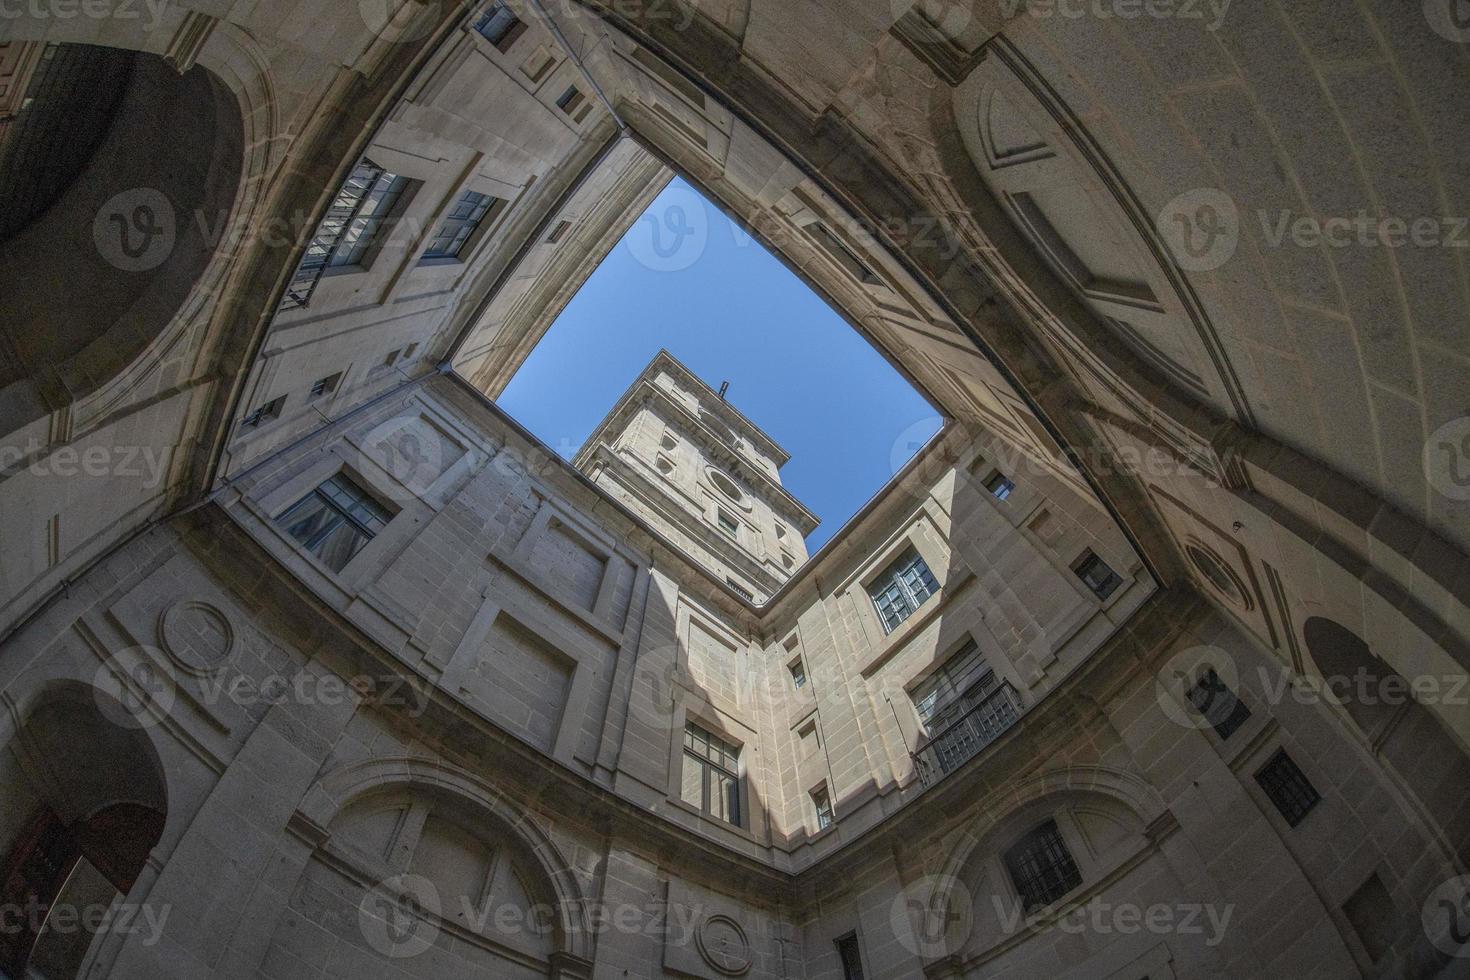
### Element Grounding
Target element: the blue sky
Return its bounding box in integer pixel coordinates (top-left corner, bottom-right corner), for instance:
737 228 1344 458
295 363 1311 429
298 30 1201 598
497 176 941 552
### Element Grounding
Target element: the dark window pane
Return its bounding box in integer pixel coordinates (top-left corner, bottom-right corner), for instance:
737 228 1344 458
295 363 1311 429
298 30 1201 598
1255 749 1320 827
1004 819 1082 911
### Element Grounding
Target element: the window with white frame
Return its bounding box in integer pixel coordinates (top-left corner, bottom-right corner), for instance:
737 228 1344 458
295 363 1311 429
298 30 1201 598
305 160 411 271
812 785 834 830
868 546 939 633
276 473 395 573
421 190 501 260
681 722 741 827
910 640 1020 776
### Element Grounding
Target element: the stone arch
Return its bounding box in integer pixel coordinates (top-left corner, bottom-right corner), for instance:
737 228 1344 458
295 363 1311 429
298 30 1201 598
297 756 595 966
930 764 1167 895
1302 616 1470 866
0 41 248 433
0 679 169 978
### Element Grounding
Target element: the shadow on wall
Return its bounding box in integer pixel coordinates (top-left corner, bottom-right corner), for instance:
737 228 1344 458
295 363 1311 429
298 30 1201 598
0 43 243 431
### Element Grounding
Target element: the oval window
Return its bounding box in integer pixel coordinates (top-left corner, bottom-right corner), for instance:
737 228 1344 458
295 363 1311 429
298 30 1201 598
709 469 745 505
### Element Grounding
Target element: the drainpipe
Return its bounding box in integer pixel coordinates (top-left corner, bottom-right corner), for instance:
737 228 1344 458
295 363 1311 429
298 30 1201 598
526 0 628 132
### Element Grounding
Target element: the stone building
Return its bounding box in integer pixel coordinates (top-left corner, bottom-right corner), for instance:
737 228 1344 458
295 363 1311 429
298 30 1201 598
0 2 1468 979
573 350 819 602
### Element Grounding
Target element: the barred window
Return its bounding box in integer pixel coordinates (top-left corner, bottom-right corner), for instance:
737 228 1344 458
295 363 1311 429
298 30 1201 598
422 190 500 260
1186 668 1252 740
835 933 865 980
277 473 395 573
1255 749 1320 827
1004 819 1082 911
299 160 410 273
681 722 741 827
869 547 939 633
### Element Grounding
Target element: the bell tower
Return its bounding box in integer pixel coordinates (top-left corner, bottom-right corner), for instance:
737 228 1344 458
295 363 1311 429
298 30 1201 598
573 350 818 602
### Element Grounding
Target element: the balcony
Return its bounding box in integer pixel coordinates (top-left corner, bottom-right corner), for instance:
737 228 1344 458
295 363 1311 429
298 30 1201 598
913 682 1023 787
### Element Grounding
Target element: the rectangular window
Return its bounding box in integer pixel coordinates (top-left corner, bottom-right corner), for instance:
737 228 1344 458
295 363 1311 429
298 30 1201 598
276 473 395 573
1004 819 1082 911
309 373 341 399
725 578 754 601
835 933 865 980
985 472 1015 500
681 723 741 827
910 639 1020 776
1074 549 1121 601
1186 668 1252 740
546 219 573 243
717 508 739 539
241 395 285 430
788 658 807 690
422 190 500 260
868 547 940 633
1255 749 1320 827
473 2 526 50
382 348 401 368
557 85 586 115
812 786 834 830
300 160 410 272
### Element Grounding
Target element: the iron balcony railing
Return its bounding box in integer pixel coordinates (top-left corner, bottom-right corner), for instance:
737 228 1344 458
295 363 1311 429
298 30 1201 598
913 682 1023 787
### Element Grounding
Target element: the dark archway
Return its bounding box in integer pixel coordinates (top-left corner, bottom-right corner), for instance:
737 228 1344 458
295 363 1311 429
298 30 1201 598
1304 616 1470 866
0 42 243 428
0 690 168 978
